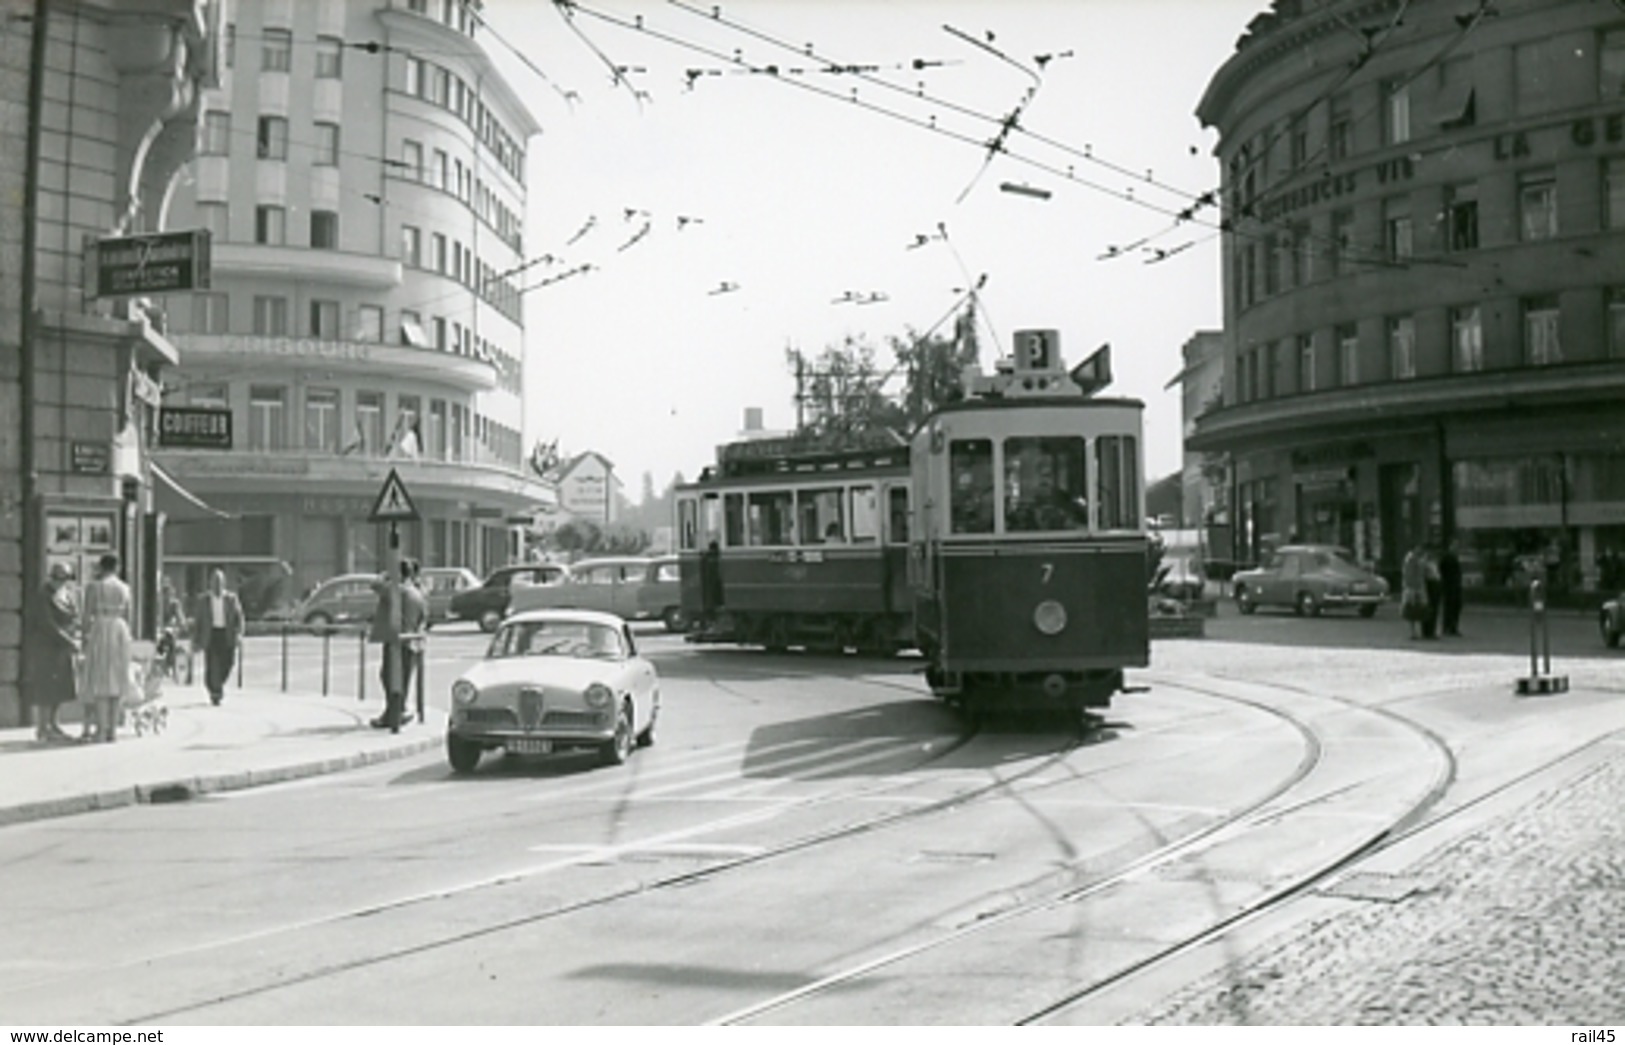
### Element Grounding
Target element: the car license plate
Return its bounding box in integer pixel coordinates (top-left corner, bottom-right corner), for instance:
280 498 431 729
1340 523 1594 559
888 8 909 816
1352 583 1370 593
508 738 552 755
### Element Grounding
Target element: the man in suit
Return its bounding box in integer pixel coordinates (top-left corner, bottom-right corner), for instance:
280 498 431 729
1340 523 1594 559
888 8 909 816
192 569 245 706
368 559 427 732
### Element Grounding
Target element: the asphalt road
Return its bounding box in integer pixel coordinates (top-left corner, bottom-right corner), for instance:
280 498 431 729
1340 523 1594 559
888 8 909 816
2 605 1621 1025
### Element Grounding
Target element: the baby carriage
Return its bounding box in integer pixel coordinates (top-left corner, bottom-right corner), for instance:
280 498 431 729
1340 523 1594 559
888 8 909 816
121 656 169 736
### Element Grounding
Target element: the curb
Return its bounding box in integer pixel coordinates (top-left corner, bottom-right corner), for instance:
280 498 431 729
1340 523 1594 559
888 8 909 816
0 732 441 829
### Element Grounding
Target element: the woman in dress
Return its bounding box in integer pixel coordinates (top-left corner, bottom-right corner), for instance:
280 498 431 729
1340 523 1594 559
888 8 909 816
27 562 80 742
79 553 132 743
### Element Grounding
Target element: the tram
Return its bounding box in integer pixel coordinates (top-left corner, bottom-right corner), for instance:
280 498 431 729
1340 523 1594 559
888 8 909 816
911 330 1149 720
674 328 1150 721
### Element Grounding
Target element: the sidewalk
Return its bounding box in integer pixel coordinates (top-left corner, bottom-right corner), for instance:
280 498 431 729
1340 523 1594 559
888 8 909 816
0 680 445 828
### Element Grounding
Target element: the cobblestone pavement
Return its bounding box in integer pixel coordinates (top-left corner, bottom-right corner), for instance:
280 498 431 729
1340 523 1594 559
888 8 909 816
1135 750 1625 1025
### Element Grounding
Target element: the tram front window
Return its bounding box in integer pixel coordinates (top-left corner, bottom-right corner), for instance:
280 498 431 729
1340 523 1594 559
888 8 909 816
949 439 995 534
1004 436 1088 533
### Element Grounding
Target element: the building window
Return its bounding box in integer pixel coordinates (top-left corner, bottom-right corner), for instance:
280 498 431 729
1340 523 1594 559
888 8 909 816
315 36 343 79
403 139 423 181
1388 316 1416 379
1451 305 1484 373
1264 234 1282 295
201 111 230 155
224 23 235 68
1330 209 1354 275
1289 118 1307 168
310 210 339 249
198 202 228 241
434 148 449 190
1385 79 1411 144
1290 222 1311 285
1445 182 1479 251
192 292 228 335
404 57 422 96
428 400 447 460
309 299 340 339
432 232 447 274
1604 28 1625 99
355 391 384 456
400 225 421 266
313 122 339 166
355 305 383 343
1519 170 1558 240
1328 96 1352 161
1609 288 1625 357
248 386 287 450
433 315 447 351
1297 333 1315 393
261 28 291 73
254 205 285 245
1605 158 1625 231
1523 295 1562 365
401 310 427 347
1337 323 1359 386
1384 198 1412 261
256 116 287 160
305 387 339 452
252 295 288 336
1437 56 1475 129
1513 40 1554 115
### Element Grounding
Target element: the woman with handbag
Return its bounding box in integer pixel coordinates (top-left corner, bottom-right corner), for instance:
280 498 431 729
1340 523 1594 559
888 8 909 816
79 553 133 743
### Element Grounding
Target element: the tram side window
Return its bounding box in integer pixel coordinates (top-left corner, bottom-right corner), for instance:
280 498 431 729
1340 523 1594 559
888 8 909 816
949 439 995 534
1003 436 1088 533
678 499 699 551
723 493 746 548
702 493 722 547
798 486 845 544
887 486 909 544
1095 434 1141 531
747 490 795 545
849 484 879 544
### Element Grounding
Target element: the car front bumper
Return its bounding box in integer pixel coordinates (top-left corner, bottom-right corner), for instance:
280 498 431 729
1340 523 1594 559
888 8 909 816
449 705 617 747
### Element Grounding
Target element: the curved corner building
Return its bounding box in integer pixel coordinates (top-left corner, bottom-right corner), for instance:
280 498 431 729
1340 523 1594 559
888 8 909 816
1193 0 1625 597
156 0 548 602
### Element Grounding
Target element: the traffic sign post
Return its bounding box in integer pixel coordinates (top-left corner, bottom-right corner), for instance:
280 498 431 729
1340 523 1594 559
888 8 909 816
369 469 421 726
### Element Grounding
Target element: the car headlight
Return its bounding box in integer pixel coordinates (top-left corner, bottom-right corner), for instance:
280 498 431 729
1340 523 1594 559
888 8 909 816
584 683 614 708
1033 599 1067 635
452 680 478 706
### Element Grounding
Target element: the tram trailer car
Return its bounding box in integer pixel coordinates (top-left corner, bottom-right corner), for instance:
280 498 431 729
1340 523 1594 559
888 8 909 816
675 441 914 654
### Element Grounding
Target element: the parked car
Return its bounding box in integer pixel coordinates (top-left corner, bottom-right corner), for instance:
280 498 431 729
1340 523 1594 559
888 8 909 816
418 567 480 626
1601 592 1623 648
445 609 660 773
1231 544 1388 617
508 556 685 631
450 562 571 632
291 573 380 631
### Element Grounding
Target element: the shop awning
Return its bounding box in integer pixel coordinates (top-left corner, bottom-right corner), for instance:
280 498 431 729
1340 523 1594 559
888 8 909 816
152 462 234 521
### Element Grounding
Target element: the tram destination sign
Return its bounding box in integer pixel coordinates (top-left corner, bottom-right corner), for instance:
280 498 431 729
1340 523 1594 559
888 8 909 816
158 406 233 450
86 229 212 298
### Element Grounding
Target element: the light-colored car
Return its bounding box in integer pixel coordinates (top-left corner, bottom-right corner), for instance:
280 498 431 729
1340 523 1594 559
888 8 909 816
1601 593 1623 648
1154 555 1206 601
446 609 660 773
418 566 480 625
508 556 685 631
1232 544 1388 617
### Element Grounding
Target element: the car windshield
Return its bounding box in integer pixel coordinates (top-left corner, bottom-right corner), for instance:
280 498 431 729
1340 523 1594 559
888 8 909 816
489 620 624 660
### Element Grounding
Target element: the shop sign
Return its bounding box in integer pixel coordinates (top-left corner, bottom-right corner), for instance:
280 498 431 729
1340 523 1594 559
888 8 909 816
85 229 211 298
158 407 233 449
218 335 373 361
69 441 111 475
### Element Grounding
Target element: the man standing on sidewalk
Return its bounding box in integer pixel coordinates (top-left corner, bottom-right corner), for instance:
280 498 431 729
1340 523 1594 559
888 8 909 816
368 560 426 732
192 569 244 706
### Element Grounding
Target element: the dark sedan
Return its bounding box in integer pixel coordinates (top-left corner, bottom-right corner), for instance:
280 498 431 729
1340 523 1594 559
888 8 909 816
449 563 570 632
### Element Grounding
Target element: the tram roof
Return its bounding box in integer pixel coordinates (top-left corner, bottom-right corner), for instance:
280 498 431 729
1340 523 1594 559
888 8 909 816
917 394 1145 426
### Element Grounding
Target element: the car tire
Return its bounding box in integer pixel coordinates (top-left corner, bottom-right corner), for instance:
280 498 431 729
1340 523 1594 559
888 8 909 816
447 734 482 774
600 703 635 766
1296 592 1319 617
1236 587 1256 615
305 611 333 634
1359 604 1379 619
661 606 685 633
636 701 658 748
478 609 502 633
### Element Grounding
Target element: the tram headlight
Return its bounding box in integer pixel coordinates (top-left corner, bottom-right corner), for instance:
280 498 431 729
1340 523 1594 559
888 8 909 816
1033 599 1068 635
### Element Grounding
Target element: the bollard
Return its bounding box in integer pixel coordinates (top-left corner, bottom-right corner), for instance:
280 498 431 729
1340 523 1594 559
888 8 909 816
280 621 289 692
357 628 367 702
413 630 426 725
321 629 331 696
1515 577 1569 695
237 635 244 688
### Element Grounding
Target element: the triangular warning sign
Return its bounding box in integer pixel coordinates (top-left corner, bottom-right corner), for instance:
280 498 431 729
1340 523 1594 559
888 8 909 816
368 467 421 523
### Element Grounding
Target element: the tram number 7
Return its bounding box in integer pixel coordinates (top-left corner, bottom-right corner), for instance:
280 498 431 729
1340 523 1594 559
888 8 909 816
1040 563 1054 585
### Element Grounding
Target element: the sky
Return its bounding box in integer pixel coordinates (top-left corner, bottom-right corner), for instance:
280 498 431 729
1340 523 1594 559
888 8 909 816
481 0 1265 499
